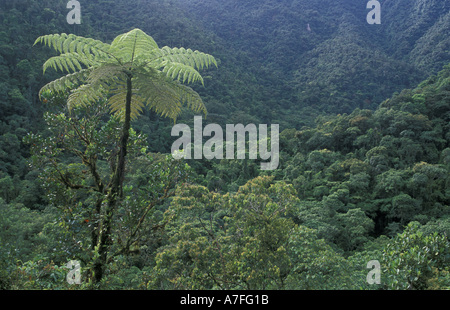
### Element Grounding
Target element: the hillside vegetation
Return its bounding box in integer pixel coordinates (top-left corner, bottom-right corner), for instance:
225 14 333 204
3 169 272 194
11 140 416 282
0 0 449 290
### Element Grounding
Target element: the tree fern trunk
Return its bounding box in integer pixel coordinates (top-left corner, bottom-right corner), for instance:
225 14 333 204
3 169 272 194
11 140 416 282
115 73 132 193
93 74 132 284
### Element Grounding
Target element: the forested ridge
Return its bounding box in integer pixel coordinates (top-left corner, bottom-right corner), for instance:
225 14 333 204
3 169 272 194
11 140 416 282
0 0 449 290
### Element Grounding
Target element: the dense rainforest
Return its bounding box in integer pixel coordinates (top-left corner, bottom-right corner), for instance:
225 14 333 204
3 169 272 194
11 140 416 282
0 0 449 291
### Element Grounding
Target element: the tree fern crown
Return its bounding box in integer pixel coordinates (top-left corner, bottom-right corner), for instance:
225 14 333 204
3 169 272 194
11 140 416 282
35 28 217 121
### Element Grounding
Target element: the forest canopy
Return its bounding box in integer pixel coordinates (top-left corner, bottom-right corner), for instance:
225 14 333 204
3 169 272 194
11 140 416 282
0 0 449 291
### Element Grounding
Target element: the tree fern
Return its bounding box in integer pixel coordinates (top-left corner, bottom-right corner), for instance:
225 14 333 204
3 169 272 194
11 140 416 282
35 28 217 283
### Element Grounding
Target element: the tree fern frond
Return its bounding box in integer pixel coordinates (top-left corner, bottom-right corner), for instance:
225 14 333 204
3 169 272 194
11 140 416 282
161 61 204 85
65 65 129 112
111 28 159 63
177 83 208 116
87 63 127 86
67 83 108 111
107 91 145 121
43 52 96 74
134 77 182 120
148 46 217 72
134 74 206 121
34 33 113 62
39 68 91 98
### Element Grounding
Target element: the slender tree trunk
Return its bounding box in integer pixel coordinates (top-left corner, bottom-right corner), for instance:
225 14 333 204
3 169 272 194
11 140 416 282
114 74 133 195
92 74 132 284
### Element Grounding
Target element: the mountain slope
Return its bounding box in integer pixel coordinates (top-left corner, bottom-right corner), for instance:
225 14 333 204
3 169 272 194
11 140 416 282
179 0 450 119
